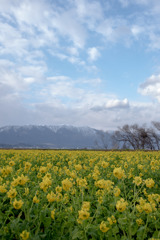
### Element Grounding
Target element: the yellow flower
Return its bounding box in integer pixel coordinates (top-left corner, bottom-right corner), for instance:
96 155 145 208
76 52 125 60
116 198 128 212
95 179 114 191
20 230 30 240
39 176 52 192
24 162 32 171
0 184 7 193
101 161 109 168
77 218 83 224
124 163 128 168
39 166 47 173
113 167 125 179
143 203 152 214
55 186 62 193
76 178 88 188
136 218 144 226
75 164 82 171
56 192 63 202
53 166 58 172
82 201 90 211
139 197 146 206
11 178 19 187
111 215 116 223
145 178 155 188
100 221 110 233
47 163 52 169
114 186 121 197
78 210 90 220
138 164 143 170
17 174 29 186
33 196 40 203
7 188 17 198
47 191 56 202
136 204 143 213
13 199 23 209
69 171 77 178
107 215 116 225
62 178 73 191
9 160 15 166
133 176 142 186
12 175 29 186
24 188 29 196
51 209 55 220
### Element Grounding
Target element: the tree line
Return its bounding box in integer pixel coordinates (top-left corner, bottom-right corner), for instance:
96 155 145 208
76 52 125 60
111 121 160 150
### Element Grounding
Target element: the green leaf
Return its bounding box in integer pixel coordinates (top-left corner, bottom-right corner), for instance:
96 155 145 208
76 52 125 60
131 224 138 236
137 226 146 240
43 217 51 228
72 227 83 240
153 231 160 238
118 217 128 225
31 236 41 240
40 210 46 222
120 236 128 240
112 225 119 234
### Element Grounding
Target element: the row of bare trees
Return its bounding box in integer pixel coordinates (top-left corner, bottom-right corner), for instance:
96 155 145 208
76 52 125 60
112 122 160 150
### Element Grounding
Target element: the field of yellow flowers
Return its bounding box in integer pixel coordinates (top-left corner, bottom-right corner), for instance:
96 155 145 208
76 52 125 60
0 149 160 240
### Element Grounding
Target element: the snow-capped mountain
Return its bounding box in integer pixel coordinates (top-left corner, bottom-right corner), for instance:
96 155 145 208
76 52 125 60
0 125 113 149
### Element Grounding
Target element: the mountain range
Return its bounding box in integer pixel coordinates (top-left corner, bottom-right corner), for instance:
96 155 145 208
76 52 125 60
0 125 113 149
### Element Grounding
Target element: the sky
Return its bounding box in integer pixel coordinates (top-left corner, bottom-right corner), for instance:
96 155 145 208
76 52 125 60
0 0 160 130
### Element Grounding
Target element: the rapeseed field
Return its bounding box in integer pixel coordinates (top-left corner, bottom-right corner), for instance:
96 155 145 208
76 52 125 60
0 149 160 240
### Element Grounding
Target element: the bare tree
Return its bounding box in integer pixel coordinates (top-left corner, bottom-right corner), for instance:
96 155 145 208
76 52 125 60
152 121 160 131
113 123 157 150
113 124 140 149
150 121 160 149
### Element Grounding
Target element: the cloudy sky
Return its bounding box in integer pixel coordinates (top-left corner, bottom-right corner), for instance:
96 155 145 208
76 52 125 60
0 0 160 130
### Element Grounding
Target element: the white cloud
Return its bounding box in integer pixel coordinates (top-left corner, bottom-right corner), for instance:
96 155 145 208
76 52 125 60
138 74 160 102
0 67 25 91
131 25 144 38
67 47 79 56
105 98 129 109
51 9 87 48
0 92 159 130
1 0 160 130
96 17 131 45
74 0 104 29
87 47 100 61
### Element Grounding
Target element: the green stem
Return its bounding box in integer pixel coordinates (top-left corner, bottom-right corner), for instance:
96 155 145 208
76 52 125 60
142 214 149 240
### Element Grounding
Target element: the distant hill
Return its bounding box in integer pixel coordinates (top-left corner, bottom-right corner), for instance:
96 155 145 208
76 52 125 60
0 125 113 149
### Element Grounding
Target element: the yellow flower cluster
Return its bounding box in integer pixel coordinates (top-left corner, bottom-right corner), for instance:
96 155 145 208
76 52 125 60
107 215 116 225
39 176 52 192
7 188 17 198
62 178 73 191
133 176 142 186
20 230 30 240
145 178 155 188
95 179 114 191
13 199 23 209
100 221 110 233
113 167 125 179
77 201 90 223
11 174 29 187
76 178 88 188
33 195 40 203
0 183 7 193
114 186 121 197
136 197 156 214
116 198 128 212
51 209 55 220
0 149 160 239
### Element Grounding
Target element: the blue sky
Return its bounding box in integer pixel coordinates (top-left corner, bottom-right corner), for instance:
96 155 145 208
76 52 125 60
0 0 160 130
